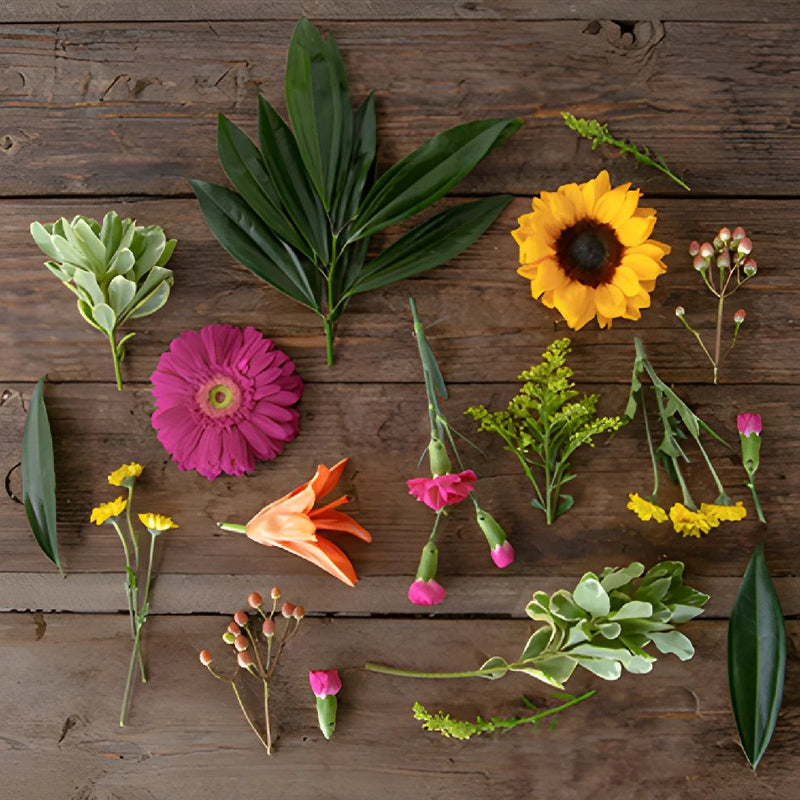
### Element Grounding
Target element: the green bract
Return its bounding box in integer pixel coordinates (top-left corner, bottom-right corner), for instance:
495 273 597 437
481 561 709 689
30 211 176 390
190 18 522 365
466 337 624 524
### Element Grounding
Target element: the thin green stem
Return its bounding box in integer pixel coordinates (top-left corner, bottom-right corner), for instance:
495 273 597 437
231 680 272 754
124 484 139 570
677 315 716 375
672 458 697 510
217 522 246 534
695 437 727 499
119 623 142 727
365 662 499 679
639 389 660 499
263 680 272 753
713 291 725 384
746 478 767 524
108 331 124 391
499 690 596 730
323 317 335 367
427 511 444 546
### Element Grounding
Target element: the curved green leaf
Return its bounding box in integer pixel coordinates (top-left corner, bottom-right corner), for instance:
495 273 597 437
127 281 171 320
573 576 610 618
21 379 62 573
334 92 376 227
92 303 116 334
345 194 512 296
350 117 522 241
257 96 330 262
478 656 509 680
190 178 321 311
108 275 136 315
728 545 786 769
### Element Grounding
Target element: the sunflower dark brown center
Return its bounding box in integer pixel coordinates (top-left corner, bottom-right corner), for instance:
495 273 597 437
555 219 623 288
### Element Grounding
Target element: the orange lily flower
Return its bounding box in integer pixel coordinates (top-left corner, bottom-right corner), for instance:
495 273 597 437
245 458 371 587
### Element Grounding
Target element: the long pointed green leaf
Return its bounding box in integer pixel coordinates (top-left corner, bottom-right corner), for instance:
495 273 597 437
346 194 512 296
217 113 313 258
285 18 352 213
190 179 321 311
728 545 786 769
257 96 330 263
334 92 376 227
21 379 62 573
350 117 522 241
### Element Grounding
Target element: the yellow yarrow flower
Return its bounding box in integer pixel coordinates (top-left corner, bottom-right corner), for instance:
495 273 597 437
627 493 668 523
700 501 747 523
669 502 720 538
138 513 178 533
108 462 144 486
90 496 128 525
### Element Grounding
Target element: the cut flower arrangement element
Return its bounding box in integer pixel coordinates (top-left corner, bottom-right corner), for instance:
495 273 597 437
406 299 514 607
90 463 177 726
219 458 371 587
190 18 521 364
738 413 766 524
368 560 708 688
30 212 176 391
467 338 624 525
513 170 670 330
625 338 747 537
150 323 303 481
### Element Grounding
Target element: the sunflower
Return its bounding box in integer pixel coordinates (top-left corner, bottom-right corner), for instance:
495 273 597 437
513 170 670 329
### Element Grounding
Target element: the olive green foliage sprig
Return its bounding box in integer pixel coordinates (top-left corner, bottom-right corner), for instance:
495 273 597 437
466 338 624 524
412 690 595 740
30 212 177 391
366 560 708 690
561 112 691 191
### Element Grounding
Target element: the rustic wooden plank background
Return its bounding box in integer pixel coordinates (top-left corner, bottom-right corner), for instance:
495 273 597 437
1 2 798 797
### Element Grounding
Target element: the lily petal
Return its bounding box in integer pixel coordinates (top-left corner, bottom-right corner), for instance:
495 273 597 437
273 535 359 587
310 508 372 541
310 458 349 500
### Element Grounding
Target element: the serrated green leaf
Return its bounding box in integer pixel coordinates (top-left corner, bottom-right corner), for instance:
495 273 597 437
573 576 610 618
345 195 512 296
728 545 786 769
350 117 523 241
21 378 61 573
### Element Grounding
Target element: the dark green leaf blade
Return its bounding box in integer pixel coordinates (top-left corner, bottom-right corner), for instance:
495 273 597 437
350 117 522 241
334 92 377 227
728 544 786 769
189 179 322 311
216 113 313 258
257 96 330 263
285 18 352 213
21 378 62 573
346 194 512 296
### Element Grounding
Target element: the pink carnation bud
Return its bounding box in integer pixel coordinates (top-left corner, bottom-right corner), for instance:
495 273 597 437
248 592 263 609
281 602 295 618
737 237 753 255
675 306 685 317
490 540 516 569
262 619 275 637
237 651 255 669
199 650 213 666
408 578 447 606
688 240 700 256
233 610 249 627
700 242 714 258
734 309 746 324
732 226 747 241
227 622 241 635
292 605 305 620
308 669 342 698
270 586 281 601
718 227 731 242
407 470 477 511
737 413 762 437
234 635 249 652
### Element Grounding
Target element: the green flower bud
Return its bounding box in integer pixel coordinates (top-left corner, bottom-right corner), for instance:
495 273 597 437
416 541 439 582
427 436 452 476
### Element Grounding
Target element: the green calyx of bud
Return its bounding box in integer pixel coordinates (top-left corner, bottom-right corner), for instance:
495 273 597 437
475 508 507 549
416 541 439 582
427 436 452 477
739 432 761 476
315 694 338 740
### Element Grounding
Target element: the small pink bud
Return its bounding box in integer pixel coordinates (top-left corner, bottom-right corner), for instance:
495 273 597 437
234 635 249 652
718 227 731 242
233 610 249 627
700 242 714 258
737 413 762 437
227 622 241 635
675 306 685 317
716 250 731 269
292 605 305 620
199 650 213 666
262 619 275 637
737 237 753 255
688 240 700 256
732 226 747 240
270 586 281 601
237 651 254 669
408 578 447 606
743 258 757 277
693 254 708 271
281 602 295 618
222 631 236 645
490 540 515 569
247 592 263 609
734 309 746 324
309 669 342 698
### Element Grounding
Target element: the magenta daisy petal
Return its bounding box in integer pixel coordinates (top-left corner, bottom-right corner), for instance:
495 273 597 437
151 324 303 480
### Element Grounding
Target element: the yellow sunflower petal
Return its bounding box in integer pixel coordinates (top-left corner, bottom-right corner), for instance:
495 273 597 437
553 281 595 330
611 265 642 296
616 215 657 246
621 252 666 280
594 283 626 318
531 257 570 295
519 236 556 264
592 183 633 224
628 240 671 259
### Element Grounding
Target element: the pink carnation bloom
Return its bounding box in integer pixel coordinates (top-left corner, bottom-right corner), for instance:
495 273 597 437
309 669 342 698
406 470 477 511
151 324 303 480
408 578 447 606
737 413 762 437
490 540 515 569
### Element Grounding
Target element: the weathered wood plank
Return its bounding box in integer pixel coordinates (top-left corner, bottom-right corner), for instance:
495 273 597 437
3 1 797 23
1 614 798 799
0 20 798 196
1 380 796 582
0 198 794 386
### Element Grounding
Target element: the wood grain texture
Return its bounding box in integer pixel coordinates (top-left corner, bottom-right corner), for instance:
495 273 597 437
2 614 799 800
0 20 798 197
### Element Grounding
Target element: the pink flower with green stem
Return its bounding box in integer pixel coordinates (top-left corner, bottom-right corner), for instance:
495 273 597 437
309 669 342 740
738 413 766 523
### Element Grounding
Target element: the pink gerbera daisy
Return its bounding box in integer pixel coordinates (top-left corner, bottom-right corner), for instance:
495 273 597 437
151 324 303 480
